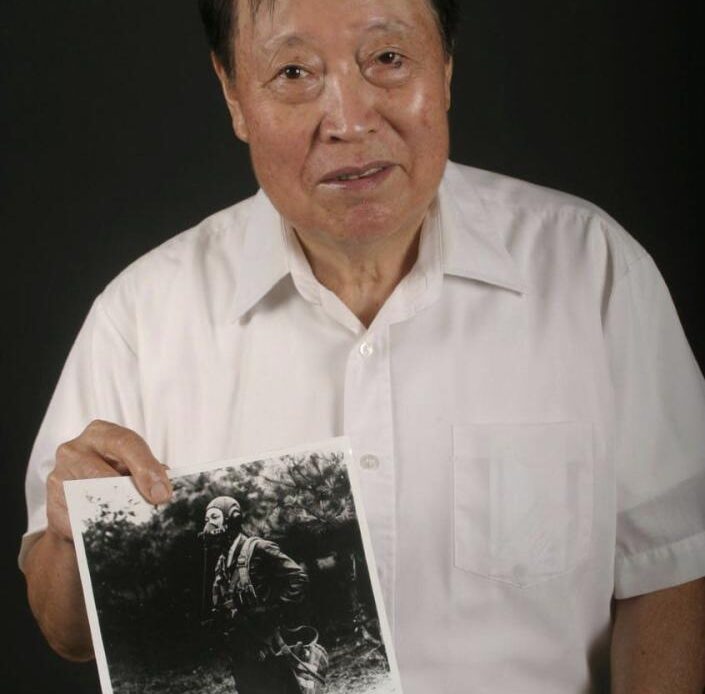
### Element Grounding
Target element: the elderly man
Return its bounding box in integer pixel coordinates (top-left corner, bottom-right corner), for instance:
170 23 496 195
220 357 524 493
21 1 705 692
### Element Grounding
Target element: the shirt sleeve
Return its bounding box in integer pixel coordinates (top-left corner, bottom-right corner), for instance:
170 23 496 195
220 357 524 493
258 540 309 606
604 252 705 598
19 294 145 571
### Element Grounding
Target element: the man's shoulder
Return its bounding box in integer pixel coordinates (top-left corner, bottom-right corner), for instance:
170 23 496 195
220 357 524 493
236 534 274 550
106 196 255 295
96 194 258 331
445 160 648 275
249 536 280 552
234 536 284 567
247 537 293 562
447 160 605 217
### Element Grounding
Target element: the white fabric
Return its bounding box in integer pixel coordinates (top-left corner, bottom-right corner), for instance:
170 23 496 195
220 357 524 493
22 160 705 692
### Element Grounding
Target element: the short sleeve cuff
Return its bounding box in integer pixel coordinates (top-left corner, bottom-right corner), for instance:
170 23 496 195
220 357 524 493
18 528 46 573
614 531 705 599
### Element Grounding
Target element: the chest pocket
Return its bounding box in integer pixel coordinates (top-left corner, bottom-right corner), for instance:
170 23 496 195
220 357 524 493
452 421 593 588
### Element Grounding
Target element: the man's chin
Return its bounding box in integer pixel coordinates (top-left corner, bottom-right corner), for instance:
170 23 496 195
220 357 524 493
321 209 420 249
202 532 229 550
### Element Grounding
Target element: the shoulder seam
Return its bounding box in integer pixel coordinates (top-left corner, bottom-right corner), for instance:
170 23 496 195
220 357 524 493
599 216 650 286
94 293 138 358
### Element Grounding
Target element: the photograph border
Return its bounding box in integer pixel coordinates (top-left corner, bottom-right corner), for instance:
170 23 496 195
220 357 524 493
64 435 403 694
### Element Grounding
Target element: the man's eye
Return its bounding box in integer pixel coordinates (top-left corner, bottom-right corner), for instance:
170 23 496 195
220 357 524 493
377 51 404 67
279 65 306 80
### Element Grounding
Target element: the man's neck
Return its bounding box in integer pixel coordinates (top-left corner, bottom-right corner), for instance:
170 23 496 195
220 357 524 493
293 218 424 328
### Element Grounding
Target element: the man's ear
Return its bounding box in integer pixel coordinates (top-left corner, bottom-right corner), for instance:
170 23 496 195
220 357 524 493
211 53 250 143
444 56 454 111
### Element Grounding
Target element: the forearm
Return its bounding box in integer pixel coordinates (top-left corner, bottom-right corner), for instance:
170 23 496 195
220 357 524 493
264 543 309 604
611 578 705 693
23 529 94 662
22 422 170 662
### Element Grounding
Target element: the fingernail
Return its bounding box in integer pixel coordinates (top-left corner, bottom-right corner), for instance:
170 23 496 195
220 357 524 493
150 482 169 504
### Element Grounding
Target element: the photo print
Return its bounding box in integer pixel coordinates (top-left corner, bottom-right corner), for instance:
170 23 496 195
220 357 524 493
65 437 402 694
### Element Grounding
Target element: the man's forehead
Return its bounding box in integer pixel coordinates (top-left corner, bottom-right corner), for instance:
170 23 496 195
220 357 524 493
237 0 432 38
260 18 416 54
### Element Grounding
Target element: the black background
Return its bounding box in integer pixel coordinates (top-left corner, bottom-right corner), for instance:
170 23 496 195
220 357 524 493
1 1 702 691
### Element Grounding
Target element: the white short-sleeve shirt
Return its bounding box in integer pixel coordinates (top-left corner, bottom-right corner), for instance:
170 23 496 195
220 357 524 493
22 160 705 693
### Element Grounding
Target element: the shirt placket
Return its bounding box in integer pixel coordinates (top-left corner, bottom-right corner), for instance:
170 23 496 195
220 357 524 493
344 324 397 633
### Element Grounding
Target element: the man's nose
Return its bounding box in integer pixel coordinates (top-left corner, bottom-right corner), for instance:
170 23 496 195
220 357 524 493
318 70 381 143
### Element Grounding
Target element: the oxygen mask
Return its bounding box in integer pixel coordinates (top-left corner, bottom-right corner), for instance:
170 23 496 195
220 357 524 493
201 507 227 544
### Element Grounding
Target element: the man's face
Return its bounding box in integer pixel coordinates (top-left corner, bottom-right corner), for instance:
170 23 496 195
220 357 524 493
203 507 226 536
219 0 452 249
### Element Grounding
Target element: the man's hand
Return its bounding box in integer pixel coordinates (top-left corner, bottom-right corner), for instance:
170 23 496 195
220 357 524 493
24 420 172 661
47 419 172 542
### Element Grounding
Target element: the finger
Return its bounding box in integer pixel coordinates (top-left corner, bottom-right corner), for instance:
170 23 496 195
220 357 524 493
48 452 122 541
56 431 131 477
79 420 172 505
53 447 125 482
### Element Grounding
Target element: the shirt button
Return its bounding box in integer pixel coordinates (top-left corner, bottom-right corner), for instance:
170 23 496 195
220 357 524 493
359 341 374 357
359 454 380 470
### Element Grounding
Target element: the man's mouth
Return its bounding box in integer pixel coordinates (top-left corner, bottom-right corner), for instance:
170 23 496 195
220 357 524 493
203 523 226 536
330 166 386 182
320 162 394 184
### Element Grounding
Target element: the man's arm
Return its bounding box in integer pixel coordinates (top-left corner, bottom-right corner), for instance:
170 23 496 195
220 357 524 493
22 420 172 661
260 541 309 606
24 528 94 661
611 577 705 693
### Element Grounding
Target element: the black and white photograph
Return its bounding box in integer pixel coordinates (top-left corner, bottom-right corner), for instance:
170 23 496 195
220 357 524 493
65 438 402 694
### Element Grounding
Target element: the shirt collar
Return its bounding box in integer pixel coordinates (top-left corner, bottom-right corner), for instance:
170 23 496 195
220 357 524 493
230 160 526 321
439 160 526 294
230 188 290 321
